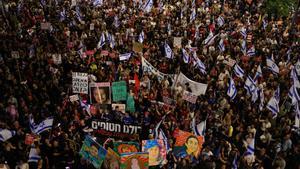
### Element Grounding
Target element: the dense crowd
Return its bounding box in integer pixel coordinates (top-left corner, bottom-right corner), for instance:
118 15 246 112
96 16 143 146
0 0 300 169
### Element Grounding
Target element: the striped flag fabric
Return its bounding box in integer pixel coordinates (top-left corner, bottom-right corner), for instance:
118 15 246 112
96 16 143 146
247 46 255 57
253 65 262 82
0 129 16 142
97 33 106 49
182 48 190 64
288 85 300 105
266 87 280 118
204 31 218 46
28 145 41 163
138 31 144 43
259 88 265 111
295 102 300 129
233 63 245 78
190 8 196 22
143 0 153 13
240 27 247 39
191 117 206 136
153 115 166 139
266 57 279 74
93 0 103 7
244 137 255 156
227 77 237 100
218 39 225 52
244 76 257 96
164 43 173 59
217 16 225 27
119 53 132 61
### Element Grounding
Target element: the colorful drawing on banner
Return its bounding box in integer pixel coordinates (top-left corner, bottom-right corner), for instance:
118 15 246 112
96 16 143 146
79 136 107 169
126 95 135 113
173 37 182 48
120 152 149 169
69 94 79 102
173 129 204 159
182 91 198 104
103 148 120 169
72 72 88 94
133 42 143 53
142 139 167 166
112 81 127 101
114 142 139 155
90 82 111 104
112 104 126 114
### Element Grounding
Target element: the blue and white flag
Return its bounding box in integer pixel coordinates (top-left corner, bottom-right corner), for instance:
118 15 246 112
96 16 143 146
241 40 247 54
158 129 171 153
97 33 106 49
259 88 264 111
33 117 54 135
28 146 41 163
93 0 103 7
232 154 238 169
244 137 255 156
59 8 66 21
251 87 259 103
143 0 153 13
164 43 173 59
190 8 196 22
227 77 237 100
113 16 120 28
138 31 144 43
153 115 166 139
244 76 257 96
262 19 268 30
295 102 300 128
75 6 83 22
218 39 225 52
182 48 190 64
191 117 206 136
204 31 218 46
286 48 291 64
193 52 206 74
291 67 300 88
240 27 247 39
247 46 255 57
217 16 225 27
119 53 132 61
0 129 16 142
266 57 279 74
289 85 300 105
253 65 262 82
233 63 245 78
110 35 116 49
192 0 196 8
267 87 280 118
158 0 164 13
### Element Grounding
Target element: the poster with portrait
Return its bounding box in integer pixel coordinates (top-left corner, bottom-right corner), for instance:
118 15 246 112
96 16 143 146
89 82 111 104
91 104 112 117
120 152 149 169
113 142 140 155
172 129 204 159
142 139 167 166
103 148 120 169
79 136 107 169
112 104 126 114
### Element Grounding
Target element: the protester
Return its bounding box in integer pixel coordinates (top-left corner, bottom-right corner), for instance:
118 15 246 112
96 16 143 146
0 0 299 169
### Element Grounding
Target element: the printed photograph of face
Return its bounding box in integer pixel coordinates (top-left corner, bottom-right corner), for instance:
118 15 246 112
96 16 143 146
184 135 199 157
91 86 111 104
142 139 166 166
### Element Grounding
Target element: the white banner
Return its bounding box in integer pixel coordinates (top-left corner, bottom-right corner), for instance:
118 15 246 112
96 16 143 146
72 72 88 94
141 56 174 82
174 72 208 96
182 91 197 104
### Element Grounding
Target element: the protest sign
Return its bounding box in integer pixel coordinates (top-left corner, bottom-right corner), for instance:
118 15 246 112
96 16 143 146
11 51 20 59
141 56 174 82
72 72 88 94
173 37 182 48
126 95 135 113
112 104 126 114
120 152 149 169
52 54 62 65
173 72 208 96
113 142 140 155
172 129 204 159
69 94 79 102
79 136 107 169
162 97 176 108
112 81 127 101
41 22 51 30
91 120 142 139
89 82 111 104
103 148 120 169
133 42 143 53
90 23 95 30
182 91 198 104
142 139 167 166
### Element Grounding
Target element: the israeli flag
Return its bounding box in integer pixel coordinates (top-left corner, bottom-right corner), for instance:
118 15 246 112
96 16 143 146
158 1 164 12
288 85 300 105
138 31 144 43
34 117 54 135
266 57 279 74
262 19 267 30
218 39 225 52
233 63 245 78
192 0 196 8
259 88 265 111
251 87 259 103
291 67 300 88
217 16 225 27
59 8 66 21
153 115 166 139
190 8 196 22
232 154 238 169
106 32 112 44
227 77 237 100
97 33 106 49
295 60 300 75
119 53 132 61
93 0 103 7
286 48 291 64
182 48 190 64
241 40 247 54
0 129 16 142
247 46 255 57
253 65 262 82
29 114 37 133
240 27 247 39
28 146 41 163
158 129 170 152
267 87 280 118
193 52 207 74
244 137 255 156
204 31 218 46
164 43 173 59
192 117 206 136
75 6 83 22
143 0 153 13
244 76 257 96
110 35 116 49
295 102 300 128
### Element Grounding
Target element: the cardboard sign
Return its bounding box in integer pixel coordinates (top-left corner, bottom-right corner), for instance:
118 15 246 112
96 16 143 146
72 72 88 94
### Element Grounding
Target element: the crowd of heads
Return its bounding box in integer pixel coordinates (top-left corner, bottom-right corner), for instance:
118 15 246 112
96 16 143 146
0 0 300 169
